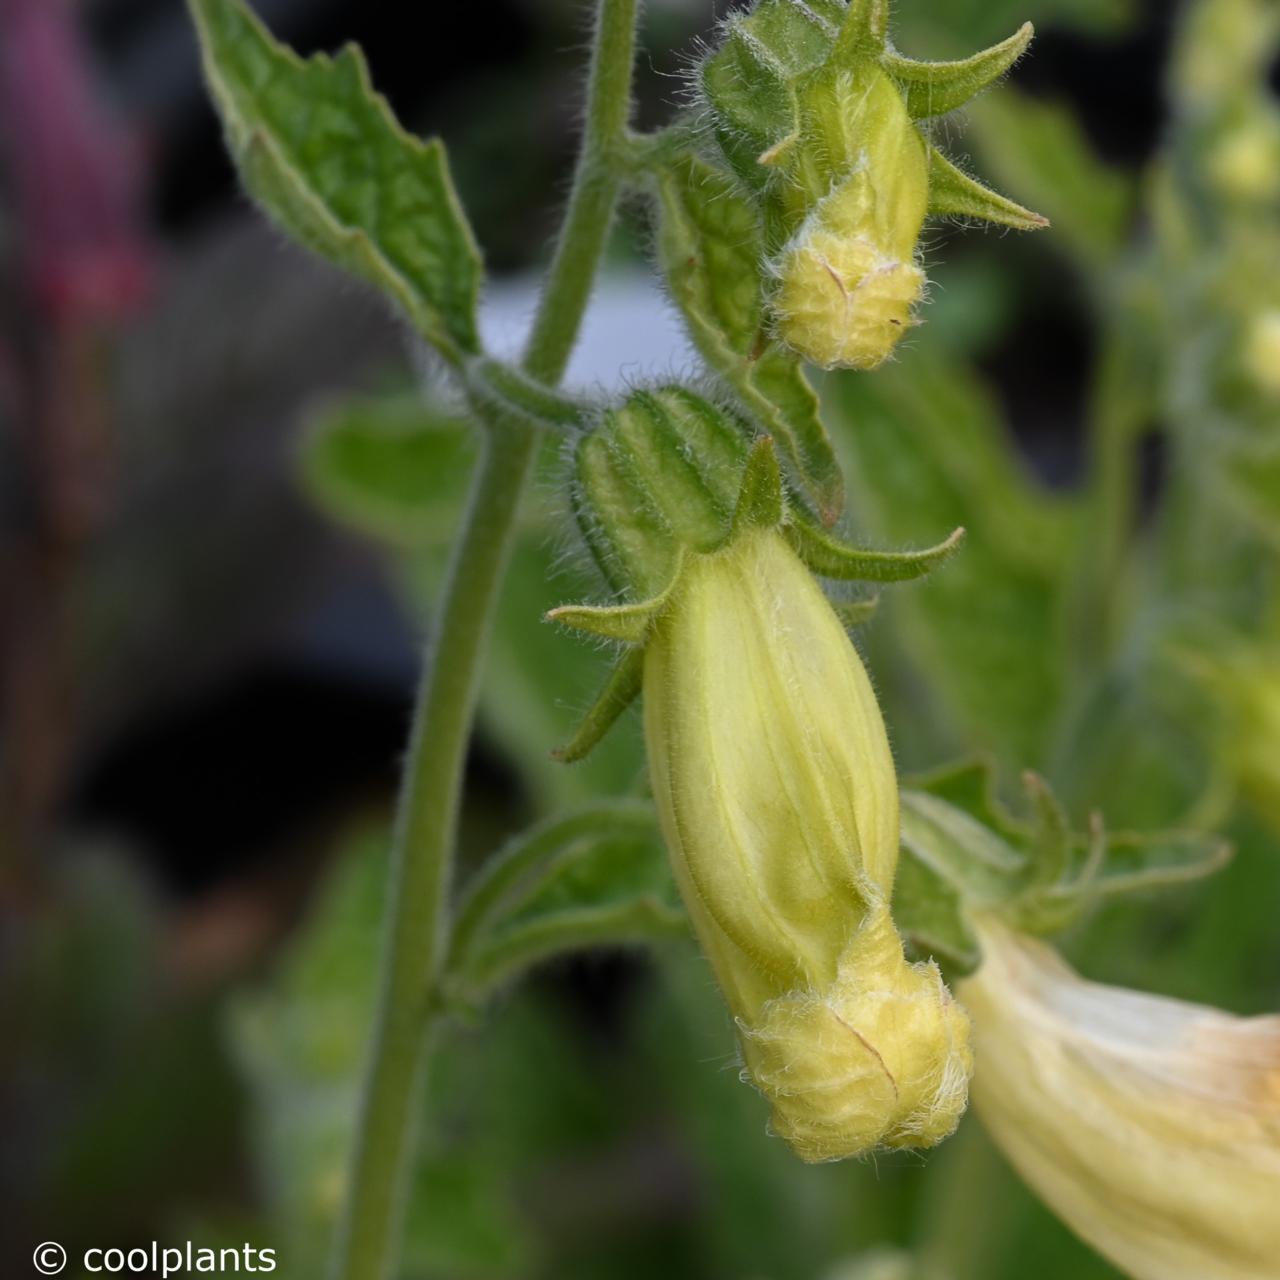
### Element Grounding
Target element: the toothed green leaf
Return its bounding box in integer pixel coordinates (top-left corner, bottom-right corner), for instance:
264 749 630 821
886 22 1033 120
190 0 483 363
928 148 1049 230
787 518 965 582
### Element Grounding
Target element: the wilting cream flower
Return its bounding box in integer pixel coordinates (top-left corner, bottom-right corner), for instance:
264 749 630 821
644 527 971 1162
959 920 1280 1280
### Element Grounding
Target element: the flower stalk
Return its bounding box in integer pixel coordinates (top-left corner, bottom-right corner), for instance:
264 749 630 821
329 2 640 1276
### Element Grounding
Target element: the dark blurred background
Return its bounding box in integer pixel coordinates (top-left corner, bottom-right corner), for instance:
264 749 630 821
0 1 1230 1277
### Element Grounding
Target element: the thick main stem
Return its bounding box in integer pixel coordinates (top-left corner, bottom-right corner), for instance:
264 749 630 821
330 3 639 1279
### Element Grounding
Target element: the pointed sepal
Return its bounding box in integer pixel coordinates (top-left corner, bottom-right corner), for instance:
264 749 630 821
928 148 1049 231
903 758 1234 943
1018 770 1073 892
551 648 645 764
887 23 1034 121
787 517 965 582
731 436 785 535
545 562 682 644
834 0 889 60
832 595 880 629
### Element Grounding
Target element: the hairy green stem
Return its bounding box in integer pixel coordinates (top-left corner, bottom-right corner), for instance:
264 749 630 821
330 3 639 1278
522 0 638 384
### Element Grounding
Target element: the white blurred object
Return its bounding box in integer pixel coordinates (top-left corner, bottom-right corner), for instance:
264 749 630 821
480 270 695 393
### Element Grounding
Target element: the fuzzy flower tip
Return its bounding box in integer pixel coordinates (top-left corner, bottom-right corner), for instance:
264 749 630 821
959 920 1280 1280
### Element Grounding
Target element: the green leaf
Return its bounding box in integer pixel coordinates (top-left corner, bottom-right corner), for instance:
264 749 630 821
654 155 764 355
900 784 1028 901
300 392 475 548
228 828 537 1277
654 154 844 521
887 23 1033 120
749 353 846 524
829 343 1074 767
448 801 660 969
446 812 685 1004
965 87 1136 268
190 0 483 362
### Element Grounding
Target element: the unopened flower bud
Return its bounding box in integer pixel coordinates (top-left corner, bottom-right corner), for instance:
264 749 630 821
771 69 928 370
644 526 971 1161
699 1 1045 371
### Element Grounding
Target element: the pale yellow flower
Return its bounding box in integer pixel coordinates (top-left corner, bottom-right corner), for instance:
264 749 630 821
644 527 971 1162
959 920 1280 1280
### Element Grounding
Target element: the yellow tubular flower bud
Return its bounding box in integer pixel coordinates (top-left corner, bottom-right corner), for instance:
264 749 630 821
644 527 972 1162
959 920 1280 1280
772 68 930 371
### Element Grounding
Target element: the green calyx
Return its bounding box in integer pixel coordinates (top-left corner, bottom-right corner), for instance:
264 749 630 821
702 0 1044 232
893 761 1233 973
549 386 962 760
695 0 1045 371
